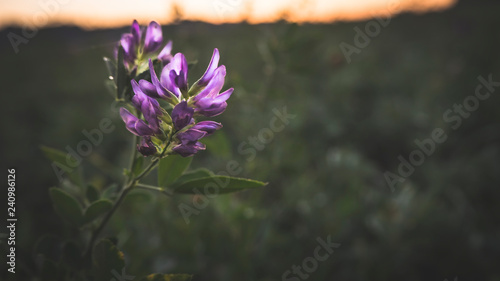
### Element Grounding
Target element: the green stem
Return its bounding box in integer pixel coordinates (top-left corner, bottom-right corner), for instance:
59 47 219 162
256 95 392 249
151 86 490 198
83 130 174 262
83 180 135 261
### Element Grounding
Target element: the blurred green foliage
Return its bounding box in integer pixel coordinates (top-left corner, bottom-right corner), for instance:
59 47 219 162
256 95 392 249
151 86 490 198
1 1 500 280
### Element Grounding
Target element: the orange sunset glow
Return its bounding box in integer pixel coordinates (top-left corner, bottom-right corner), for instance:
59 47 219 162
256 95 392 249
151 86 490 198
0 0 456 30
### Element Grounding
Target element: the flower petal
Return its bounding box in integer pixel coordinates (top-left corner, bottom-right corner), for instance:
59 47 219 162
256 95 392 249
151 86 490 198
149 59 175 99
192 121 222 135
137 136 157 156
130 20 141 46
177 129 207 142
158 40 173 64
161 53 188 97
143 21 163 53
171 101 194 130
139 79 160 99
135 119 155 136
120 33 136 64
193 65 226 101
198 48 220 86
120 108 140 135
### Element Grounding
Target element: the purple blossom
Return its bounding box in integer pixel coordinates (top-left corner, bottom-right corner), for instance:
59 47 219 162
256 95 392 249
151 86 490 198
197 48 220 87
158 40 173 65
190 49 233 117
192 121 222 136
120 33 137 67
148 59 178 99
143 21 163 54
137 136 157 156
172 129 207 157
171 101 194 131
192 88 233 117
118 46 232 158
117 20 166 68
130 80 162 132
119 108 155 137
138 79 161 99
160 53 189 98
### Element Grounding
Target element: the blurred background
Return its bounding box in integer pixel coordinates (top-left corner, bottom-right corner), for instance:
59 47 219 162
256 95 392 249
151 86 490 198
1 0 500 280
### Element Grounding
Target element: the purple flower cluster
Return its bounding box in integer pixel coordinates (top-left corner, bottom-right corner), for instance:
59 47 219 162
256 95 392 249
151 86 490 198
117 20 173 70
118 21 233 157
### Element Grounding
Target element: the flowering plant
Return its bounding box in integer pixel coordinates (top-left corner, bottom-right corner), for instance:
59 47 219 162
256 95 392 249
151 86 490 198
40 20 266 280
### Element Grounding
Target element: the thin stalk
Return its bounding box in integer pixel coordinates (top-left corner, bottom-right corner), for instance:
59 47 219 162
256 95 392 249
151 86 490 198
83 130 174 261
83 180 135 260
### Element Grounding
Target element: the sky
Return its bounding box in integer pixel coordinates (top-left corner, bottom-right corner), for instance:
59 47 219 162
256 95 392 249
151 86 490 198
0 0 456 30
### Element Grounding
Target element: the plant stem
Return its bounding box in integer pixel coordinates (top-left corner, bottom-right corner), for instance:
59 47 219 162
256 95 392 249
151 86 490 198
83 180 135 261
83 131 174 261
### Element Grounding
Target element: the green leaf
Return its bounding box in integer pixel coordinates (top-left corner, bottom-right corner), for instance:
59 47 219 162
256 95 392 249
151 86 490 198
172 176 267 194
158 155 192 187
139 273 193 281
86 185 99 203
116 45 127 99
84 199 113 223
174 168 213 185
49 187 83 226
40 145 83 186
92 239 125 281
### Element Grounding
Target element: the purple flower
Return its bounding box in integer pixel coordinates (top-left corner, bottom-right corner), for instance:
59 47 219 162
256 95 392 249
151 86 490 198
171 121 222 157
137 136 157 156
120 33 137 67
138 79 161 99
158 40 173 65
190 49 233 117
172 129 207 157
197 48 220 87
117 20 165 68
192 88 233 117
192 121 222 136
160 53 189 98
148 59 178 100
171 101 194 131
120 108 155 136
131 80 162 132
143 21 163 54
119 47 231 158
